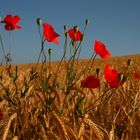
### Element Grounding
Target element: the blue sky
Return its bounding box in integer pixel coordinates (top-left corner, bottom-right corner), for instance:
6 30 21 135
0 0 140 64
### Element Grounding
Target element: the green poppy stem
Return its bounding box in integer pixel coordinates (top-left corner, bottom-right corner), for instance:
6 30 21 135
48 48 52 74
0 32 6 65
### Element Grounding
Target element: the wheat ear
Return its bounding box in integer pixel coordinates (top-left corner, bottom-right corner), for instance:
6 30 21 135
47 131 60 140
78 115 89 140
2 113 17 140
12 136 18 140
84 118 103 140
78 121 85 140
52 111 69 140
66 126 77 140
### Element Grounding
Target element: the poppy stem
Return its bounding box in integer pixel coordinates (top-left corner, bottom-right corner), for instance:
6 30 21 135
40 42 46 75
48 48 52 75
0 32 6 64
76 20 88 61
53 33 68 85
38 24 43 40
34 40 45 72
34 21 45 71
84 89 116 114
75 53 96 83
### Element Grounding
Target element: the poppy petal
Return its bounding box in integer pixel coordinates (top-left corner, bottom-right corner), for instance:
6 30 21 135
104 64 119 88
53 38 60 44
81 75 100 89
94 40 110 59
68 28 83 41
133 72 140 79
2 14 22 31
43 23 60 44
13 16 21 24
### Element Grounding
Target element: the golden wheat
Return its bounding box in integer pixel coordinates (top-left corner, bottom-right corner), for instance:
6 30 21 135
2 113 17 140
84 117 104 140
52 111 69 140
0 54 140 139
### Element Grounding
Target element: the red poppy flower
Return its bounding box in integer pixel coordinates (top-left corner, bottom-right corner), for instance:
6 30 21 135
68 28 83 41
133 72 140 79
43 23 60 44
104 64 120 88
81 75 100 89
2 14 22 31
94 40 110 60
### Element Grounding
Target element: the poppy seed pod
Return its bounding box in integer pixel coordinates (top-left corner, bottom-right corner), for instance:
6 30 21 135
118 73 124 81
48 48 52 55
127 59 133 66
65 32 68 37
85 19 90 25
36 18 42 26
96 68 100 77
64 25 67 31
73 25 79 33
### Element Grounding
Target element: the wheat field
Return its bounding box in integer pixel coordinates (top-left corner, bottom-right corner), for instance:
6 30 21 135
0 54 140 140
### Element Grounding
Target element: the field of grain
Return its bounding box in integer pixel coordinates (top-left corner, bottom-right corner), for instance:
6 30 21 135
0 54 140 140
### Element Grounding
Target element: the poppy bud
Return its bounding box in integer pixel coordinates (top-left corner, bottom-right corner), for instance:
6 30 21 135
64 25 67 31
65 32 68 37
96 68 100 77
73 25 79 33
127 59 133 66
0 17 2 22
36 18 42 26
118 73 124 81
48 48 52 55
85 19 90 25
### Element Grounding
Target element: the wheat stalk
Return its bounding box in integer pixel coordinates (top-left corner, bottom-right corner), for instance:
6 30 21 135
109 109 121 140
66 126 77 140
2 113 17 140
78 121 85 140
109 129 114 140
47 131 60 140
